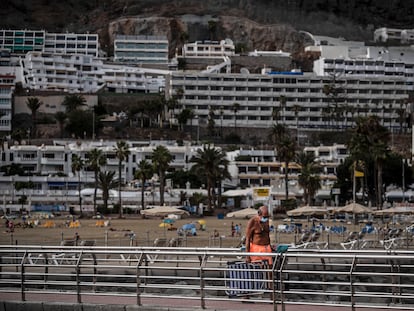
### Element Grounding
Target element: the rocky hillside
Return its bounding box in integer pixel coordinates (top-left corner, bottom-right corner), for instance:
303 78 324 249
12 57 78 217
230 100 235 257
1 0 414 58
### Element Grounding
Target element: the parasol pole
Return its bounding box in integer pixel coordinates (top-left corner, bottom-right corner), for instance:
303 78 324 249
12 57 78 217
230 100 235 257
353 161 356 203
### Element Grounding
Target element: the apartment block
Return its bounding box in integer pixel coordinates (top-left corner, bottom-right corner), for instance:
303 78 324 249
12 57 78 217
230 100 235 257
0 29 99 57
0 140 348 207
114 35 169 64
374 28 414 44
0 30 45 54
44 32 99 57
20 52 167 93
0 73 14 132
182 39 235 58
167 70 409 132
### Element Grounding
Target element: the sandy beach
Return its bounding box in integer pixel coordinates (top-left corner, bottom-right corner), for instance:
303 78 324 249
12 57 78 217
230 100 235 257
0 213 382 249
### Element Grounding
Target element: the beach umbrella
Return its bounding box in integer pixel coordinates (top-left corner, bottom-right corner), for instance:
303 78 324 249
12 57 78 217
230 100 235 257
287 205 327 217
336 203 372 214
374 206 414 215
226 207 258 219
182 223 196 230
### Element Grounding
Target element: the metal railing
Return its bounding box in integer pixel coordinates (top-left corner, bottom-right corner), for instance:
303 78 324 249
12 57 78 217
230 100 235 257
0 245 414 310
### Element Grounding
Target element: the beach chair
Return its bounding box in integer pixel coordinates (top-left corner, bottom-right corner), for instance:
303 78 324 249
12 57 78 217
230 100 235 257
380 228 405 250
294 231 311 248
306 231 328 249
80 240 96 246
296 231 327 249
27 239 76 265
340 231 365 250
225 260 270 297
50 239 81 265
167 237 183 247
143 238 169 264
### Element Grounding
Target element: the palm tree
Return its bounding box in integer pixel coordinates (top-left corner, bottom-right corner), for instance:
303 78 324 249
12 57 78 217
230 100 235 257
219 106 224 137
397 101 407 134
213 157 231 209
54 111 67 138
177 108 193 131
87 148 107 215
207 106 216 137
114 141 130 218
71 154 84 217
135 159 153 211
268 123 287 145
98 171 117 211
278 137 296 204
269 124 296 208
272 106 280 124
279 95 287 124
151 145 172 206
348 116 390 208
190 144 230 211
167 97 178 128
292 104 301 144
62 94 86 113
232 102 240 130
157 92 168 128
26 97 43 139
296 152 321 205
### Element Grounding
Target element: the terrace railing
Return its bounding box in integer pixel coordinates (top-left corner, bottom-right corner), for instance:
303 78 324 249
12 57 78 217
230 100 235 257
0 246 414 310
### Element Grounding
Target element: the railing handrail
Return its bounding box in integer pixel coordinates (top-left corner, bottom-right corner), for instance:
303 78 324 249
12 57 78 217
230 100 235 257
1 245 414 310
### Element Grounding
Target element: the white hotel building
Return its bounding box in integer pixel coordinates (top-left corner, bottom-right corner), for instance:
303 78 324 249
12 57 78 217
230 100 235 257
0 140 200 208
374 28 414 44
166 36 414 133
0 73 14 132
0 140 349 209
20 52 168 93
114 35 169 64
182 39 235 58
167 69 409 132
0 29 99 57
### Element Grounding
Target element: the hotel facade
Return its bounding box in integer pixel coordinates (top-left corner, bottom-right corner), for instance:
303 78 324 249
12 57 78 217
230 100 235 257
20 52 167 93
167 69 410 133
0 140 347 210
0 30 99 57
114 35 169 64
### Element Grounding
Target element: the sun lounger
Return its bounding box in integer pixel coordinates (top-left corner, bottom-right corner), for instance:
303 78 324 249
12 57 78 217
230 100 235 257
340 231 366 250
380 228 408 250
295 231 327 249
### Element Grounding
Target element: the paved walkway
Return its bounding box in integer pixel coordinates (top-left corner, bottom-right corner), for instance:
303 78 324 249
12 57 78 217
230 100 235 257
1 292 412 311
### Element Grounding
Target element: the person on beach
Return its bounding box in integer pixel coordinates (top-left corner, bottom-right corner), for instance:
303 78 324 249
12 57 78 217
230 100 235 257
245 205 272 264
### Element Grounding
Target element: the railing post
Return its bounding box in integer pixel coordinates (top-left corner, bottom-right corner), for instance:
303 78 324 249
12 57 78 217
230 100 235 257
279 254 289 311
199 253 207 309
76 251 83 303
350 256 357 311
21 251 27 301
271 254 278 311
136 253 144 306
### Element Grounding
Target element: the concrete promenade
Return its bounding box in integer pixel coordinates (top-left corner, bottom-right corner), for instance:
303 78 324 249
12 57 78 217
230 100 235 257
0 292 412 311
